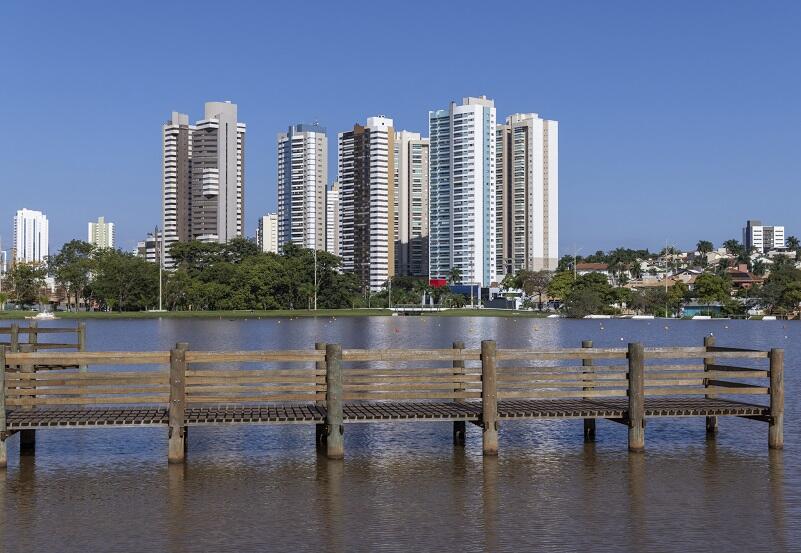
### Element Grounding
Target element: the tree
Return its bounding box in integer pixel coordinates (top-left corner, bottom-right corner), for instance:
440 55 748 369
87 250 159 311
49 240 95 310
562 273 615 318
692 274 730 304
7 263 48 308
447 267 462 286
696 240 714 254
547 271 575 301
722 239 742 256
519 270 551 307
786 236 800 253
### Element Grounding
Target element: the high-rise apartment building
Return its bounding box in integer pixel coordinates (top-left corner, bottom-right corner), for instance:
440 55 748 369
744 220 785 253
394 131 429 277
161 102 245 264
338 116 395 291
191 101 246 243
88 216 116 249
326 181 341 256
429 96 497 287
13 208 49 263
496 113 559 274
257 213 279 254
277 123 327 250
135 231 163 264
162 111 194 260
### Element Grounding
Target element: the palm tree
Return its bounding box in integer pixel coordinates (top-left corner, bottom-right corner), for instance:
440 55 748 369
786 236 800 252
696 240 713 255
447 267 462 286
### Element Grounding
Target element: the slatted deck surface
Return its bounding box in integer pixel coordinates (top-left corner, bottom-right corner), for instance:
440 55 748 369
596 397 770 417
185 405 325 425
343 401 481 421
498 399 627 419
6 408 168 428
3 398 770 430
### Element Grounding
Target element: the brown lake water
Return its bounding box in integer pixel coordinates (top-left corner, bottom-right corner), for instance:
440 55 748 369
2 317 799 552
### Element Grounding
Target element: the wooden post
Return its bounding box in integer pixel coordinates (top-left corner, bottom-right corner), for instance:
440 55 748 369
453 340 466 446
315 342 327 450
78 322 87 371
0 346 7 468
325 343 344 459
481 340 498 456
768 348 784 450
582 340 596 442
28 321 38 351
168 342 188 463
10 323 19 353
627 342 645 453
19 344 35 455
703 335 717 436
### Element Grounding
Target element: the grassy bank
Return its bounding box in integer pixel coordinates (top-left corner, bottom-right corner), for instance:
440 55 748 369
0 308 550 320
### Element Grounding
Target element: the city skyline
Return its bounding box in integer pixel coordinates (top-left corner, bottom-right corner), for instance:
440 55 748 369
1 3 799 254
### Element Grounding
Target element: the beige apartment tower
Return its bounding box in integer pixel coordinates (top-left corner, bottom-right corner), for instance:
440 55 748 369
496 113 558 274
394 131 429 277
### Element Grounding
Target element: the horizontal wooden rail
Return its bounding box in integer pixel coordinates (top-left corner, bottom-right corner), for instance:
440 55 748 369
499 349 627 361
0 327 80 335
342 349 481 362
5 352 170 365
185 351 324 363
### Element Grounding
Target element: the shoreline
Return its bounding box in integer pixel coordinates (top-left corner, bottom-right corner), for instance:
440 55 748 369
0 308 552 320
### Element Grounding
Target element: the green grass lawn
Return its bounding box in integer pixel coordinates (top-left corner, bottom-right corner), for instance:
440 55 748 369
0 308 550 320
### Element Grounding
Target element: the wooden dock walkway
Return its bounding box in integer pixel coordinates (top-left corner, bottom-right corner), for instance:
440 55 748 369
0 336 783 467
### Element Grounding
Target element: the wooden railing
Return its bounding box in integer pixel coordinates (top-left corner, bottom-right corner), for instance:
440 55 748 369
0 338 784 467
0 322 86 353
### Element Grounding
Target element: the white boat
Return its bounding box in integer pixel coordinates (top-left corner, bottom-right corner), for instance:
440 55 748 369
762 315 777 321
631 315 655 319
26 311 56 320
691 315 712 320
583 314 612 319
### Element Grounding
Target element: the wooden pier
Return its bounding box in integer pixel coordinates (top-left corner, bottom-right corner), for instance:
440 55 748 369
0 337 783 467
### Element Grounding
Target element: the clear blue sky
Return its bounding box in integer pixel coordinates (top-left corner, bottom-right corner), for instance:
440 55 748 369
1 1 799 256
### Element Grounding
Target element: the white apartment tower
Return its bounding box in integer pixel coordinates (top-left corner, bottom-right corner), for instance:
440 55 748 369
339 116 395 291
429 96 497 287
257 213 279 254
191 101 246 243
394 131 429 277
88 216 116 249
326 181 341 256
277 123 328 250
496 113 559 274
162 111 194 261
13 208 49 263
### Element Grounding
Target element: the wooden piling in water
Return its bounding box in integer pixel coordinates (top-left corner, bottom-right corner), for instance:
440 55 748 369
168 342 188 463
453 340 466 446
29 322 38 351
582 340 596 442
704 335 718 436
325 343 344 459
19 344 35 455
627 342 645 453
10 323 19 353
315 342 327 450
768 348 784 450
0 346 7 468
481 340 498 456
78 322 87 371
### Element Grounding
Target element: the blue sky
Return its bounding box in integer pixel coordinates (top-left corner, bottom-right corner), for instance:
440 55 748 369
1 1 799 255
